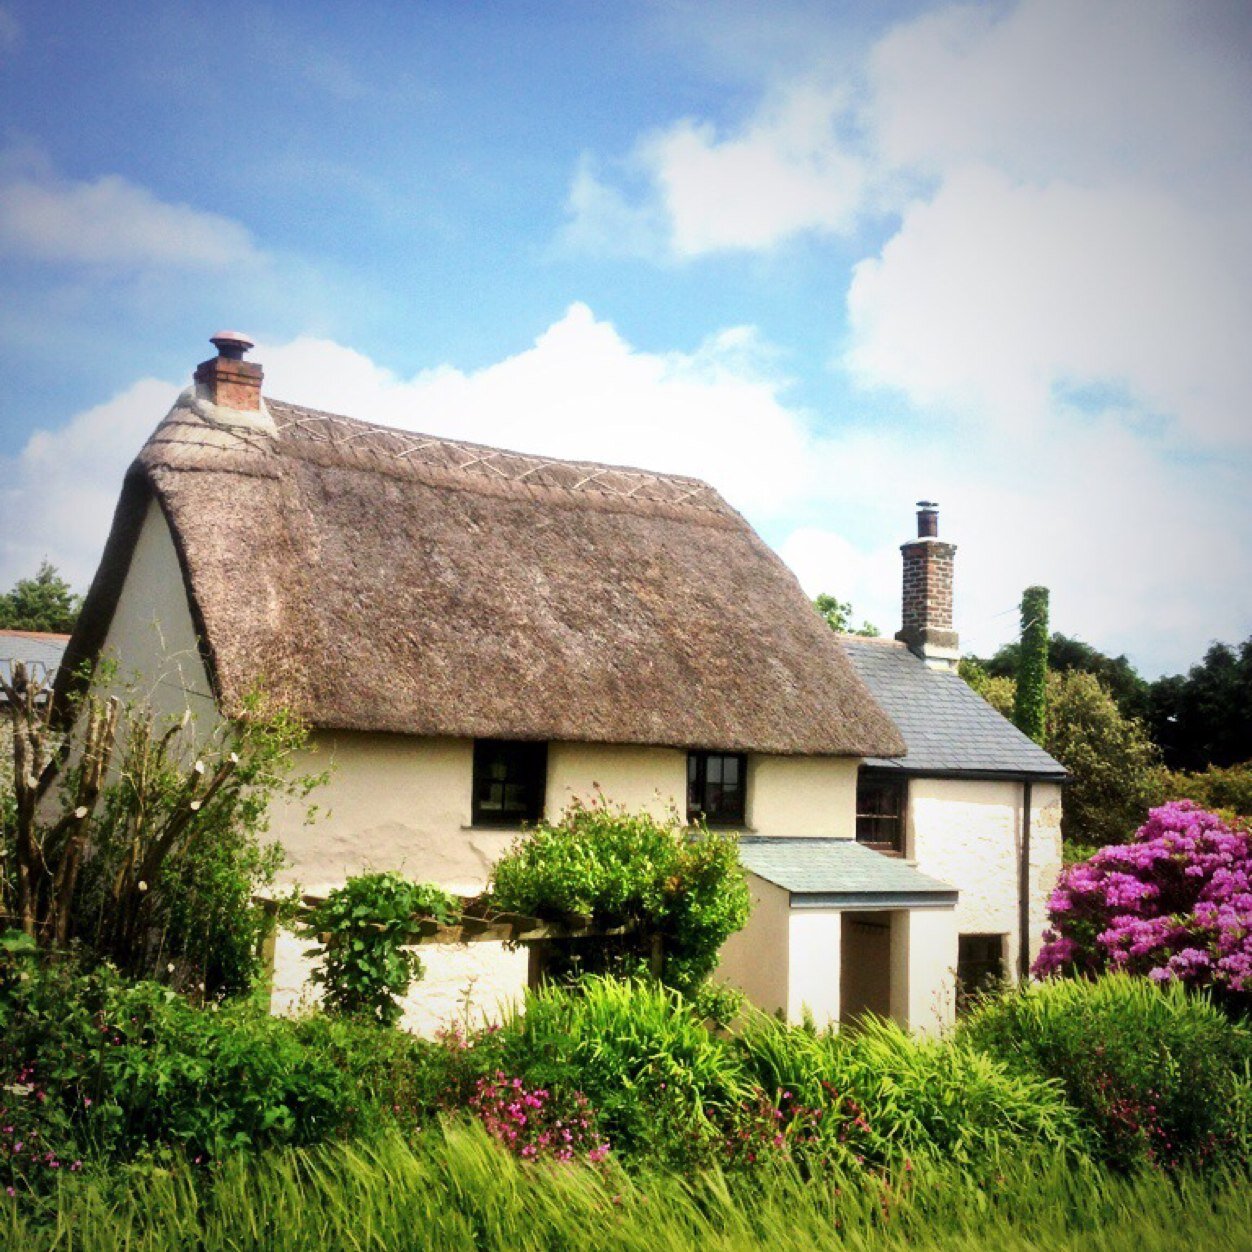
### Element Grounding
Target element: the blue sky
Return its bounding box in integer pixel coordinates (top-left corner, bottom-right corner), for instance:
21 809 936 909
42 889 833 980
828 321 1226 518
1 0 1249 676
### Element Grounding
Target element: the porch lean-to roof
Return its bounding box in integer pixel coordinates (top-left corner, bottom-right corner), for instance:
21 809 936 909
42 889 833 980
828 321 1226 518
737 837 958 911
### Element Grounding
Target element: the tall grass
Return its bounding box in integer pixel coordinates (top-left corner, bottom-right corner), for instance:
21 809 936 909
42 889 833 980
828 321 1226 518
2 1123 1248 1251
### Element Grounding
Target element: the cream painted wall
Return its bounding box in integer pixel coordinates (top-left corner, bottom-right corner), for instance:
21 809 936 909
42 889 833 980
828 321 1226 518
908 778 1063 981
98 498 216 727
715 873 790 1017
547 742 684 822
749 756 858 839
787 908 842 1027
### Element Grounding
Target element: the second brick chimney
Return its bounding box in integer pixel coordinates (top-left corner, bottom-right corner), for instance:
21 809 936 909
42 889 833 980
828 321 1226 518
896 501 959 670
192 331 271 429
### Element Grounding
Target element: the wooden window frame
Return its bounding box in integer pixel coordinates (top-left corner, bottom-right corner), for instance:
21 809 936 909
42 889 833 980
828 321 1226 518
471 739 548 828
686 751 748 828
855 768 907 856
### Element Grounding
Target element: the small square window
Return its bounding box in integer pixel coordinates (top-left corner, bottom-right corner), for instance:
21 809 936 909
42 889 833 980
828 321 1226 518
856 770 907 854
687 751 747 827
472 740 547 827
957 933 1007 1008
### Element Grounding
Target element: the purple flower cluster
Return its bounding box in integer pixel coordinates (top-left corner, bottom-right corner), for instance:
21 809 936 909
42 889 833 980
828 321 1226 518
468 1072 610 1164
1035 802 1252 991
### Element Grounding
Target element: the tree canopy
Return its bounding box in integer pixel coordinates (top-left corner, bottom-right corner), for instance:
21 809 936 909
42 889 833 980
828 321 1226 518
0 562 83 634
813 593 880 638
1148 638 1252 771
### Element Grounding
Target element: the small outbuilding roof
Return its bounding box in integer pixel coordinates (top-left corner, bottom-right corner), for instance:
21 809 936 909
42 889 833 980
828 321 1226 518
738 836 958 910
839 636 1066 779
62 394 905 759
0 630 70 696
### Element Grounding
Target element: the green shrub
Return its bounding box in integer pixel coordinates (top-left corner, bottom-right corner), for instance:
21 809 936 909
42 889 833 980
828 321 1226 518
487 798 750 994
495 976 751 1164
303 873 458 1026
736 1011 1083 1170
959 973 1252 1171
0 957 357 1191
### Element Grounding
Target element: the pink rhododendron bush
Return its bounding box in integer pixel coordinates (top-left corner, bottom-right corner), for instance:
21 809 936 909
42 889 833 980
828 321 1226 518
1035 801 1252 996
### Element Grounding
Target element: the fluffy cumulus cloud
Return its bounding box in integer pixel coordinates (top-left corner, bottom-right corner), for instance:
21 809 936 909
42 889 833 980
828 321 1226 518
0 165 261 270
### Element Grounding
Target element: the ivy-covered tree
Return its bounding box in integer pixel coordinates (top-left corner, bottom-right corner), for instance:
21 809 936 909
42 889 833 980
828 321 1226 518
1014 586 1049 745
813 593 880 638
0 562 83 633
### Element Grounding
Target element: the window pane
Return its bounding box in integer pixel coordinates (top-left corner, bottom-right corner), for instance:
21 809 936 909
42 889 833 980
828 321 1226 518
707 756 723 784
723 756 739 785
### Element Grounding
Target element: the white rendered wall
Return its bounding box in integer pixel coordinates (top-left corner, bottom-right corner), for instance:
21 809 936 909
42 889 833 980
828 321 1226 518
787 908 842 1026
98 498 217 727
908 778 1063 979
715 874 791 1017
892 908 958 1035
748 756 858 838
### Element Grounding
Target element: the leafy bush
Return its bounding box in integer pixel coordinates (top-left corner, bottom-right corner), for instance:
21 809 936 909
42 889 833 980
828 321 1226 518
1035 802 1252 1000
495 976 750 1164
304 873 458 1026
736 1011 1082 1170
1162 762 1252 819
0 954 357 1191
487 797 750 993
959 972 1252 1171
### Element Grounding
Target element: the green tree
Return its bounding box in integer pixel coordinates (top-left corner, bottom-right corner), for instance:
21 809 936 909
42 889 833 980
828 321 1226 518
1046 671 1163 847
813 592 880 638
1148 637 1252 771
1014 586 1049 745
0 561 83 633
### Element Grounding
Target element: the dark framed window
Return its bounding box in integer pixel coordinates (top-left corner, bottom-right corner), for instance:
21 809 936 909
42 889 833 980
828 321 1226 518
855 770 907 854
957 933 1007 1008
472 740 547 827
687 751 747 827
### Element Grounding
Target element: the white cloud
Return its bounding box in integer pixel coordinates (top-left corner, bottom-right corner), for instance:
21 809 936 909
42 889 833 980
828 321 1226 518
0 168 262 270
0 378 179 589
566 84 871 257
844 165 1252 447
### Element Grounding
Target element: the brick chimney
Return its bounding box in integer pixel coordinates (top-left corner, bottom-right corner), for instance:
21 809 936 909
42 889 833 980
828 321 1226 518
896 501 959 670
194 331 264 415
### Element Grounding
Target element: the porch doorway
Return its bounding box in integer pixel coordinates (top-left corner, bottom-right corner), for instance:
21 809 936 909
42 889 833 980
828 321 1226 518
840 911 894 1027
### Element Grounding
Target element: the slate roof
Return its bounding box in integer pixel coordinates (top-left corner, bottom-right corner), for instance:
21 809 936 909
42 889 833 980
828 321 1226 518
0 631 70 697
738 837 958 910
839 637 1066 779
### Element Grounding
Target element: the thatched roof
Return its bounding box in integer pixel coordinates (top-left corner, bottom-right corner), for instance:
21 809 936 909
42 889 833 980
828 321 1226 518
61 394 904 757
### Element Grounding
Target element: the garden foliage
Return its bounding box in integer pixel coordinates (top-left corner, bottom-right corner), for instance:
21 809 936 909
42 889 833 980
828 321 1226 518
304 873 458 1026
960 973 1252 1172
1035 802 1252 999
487 796 751 993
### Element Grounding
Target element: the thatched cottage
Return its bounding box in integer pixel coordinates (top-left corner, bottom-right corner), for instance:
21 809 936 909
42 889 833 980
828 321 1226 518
59 334 1062 1033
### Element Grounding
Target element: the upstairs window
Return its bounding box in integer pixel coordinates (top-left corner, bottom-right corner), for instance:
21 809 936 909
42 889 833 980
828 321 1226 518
472 740 547 827
687 751 747 827
855 770 906 855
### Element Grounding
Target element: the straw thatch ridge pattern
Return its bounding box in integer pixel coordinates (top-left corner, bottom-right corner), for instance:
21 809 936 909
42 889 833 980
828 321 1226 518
61 394 905 757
